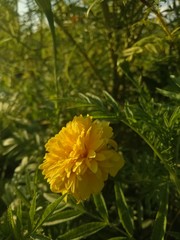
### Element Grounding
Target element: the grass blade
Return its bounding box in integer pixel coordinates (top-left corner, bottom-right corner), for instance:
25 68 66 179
114 182 134 237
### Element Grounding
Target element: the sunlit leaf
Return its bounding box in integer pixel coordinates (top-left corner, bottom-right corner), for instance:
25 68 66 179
43 209 83 226
156 88 180 100
86 0 102 16
93 193 109 223
57 222 107 240
33 195 65 231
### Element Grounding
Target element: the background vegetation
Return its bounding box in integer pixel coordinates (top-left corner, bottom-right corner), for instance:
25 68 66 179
0 0 180 239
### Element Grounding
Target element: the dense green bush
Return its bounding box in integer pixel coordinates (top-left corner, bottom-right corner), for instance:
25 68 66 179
0 0 180 239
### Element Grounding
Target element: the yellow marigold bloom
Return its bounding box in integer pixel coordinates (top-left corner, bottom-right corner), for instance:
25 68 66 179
39 115 124 201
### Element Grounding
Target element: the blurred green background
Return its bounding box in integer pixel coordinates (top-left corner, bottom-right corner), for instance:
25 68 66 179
0 0 180 239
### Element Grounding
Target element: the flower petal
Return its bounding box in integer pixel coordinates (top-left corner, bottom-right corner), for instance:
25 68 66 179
39 115 124 201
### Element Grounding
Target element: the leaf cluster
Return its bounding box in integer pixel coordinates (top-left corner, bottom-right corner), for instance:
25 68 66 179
0 0 180 239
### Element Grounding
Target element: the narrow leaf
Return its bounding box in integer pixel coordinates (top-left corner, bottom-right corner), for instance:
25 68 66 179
29 192 37 229
33 0 55 47
156 88 180 100
58 222 107 240
7 207 19 240
29 233 51 240
93 193 109 222
33 0 54 32
103 90 120 113
33 195 65 231
86 0 102 17
114 182 134 237
151 184 169 240
43 193 63 203
0 38 11 45
169 106 180 127
43 209 83 226
108 237 132 240
34 0 59 96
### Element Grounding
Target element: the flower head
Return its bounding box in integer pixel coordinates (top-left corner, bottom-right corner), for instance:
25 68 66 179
40 115 124 201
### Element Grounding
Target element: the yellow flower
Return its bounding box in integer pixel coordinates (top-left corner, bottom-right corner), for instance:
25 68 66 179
39 115 124 201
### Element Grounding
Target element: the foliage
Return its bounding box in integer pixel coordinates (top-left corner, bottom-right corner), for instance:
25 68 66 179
0 0 180 239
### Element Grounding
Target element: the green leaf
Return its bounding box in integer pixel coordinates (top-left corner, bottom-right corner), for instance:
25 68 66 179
93 193 109 223
86 0 102 17
151 184 169 240
34 0 59 96
108 237 133 240
33 195 65 232
168 106 180 127
103 90 120 114
33 0 55 56
16 202 23 233
28 233 51 240
57 222 107 240
156 88 180 100
43 209 83 226
114 182 134 237
7 207 19 240
0 37 11 45
43 193 62 203
29 192 37 229
33 0 54 36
